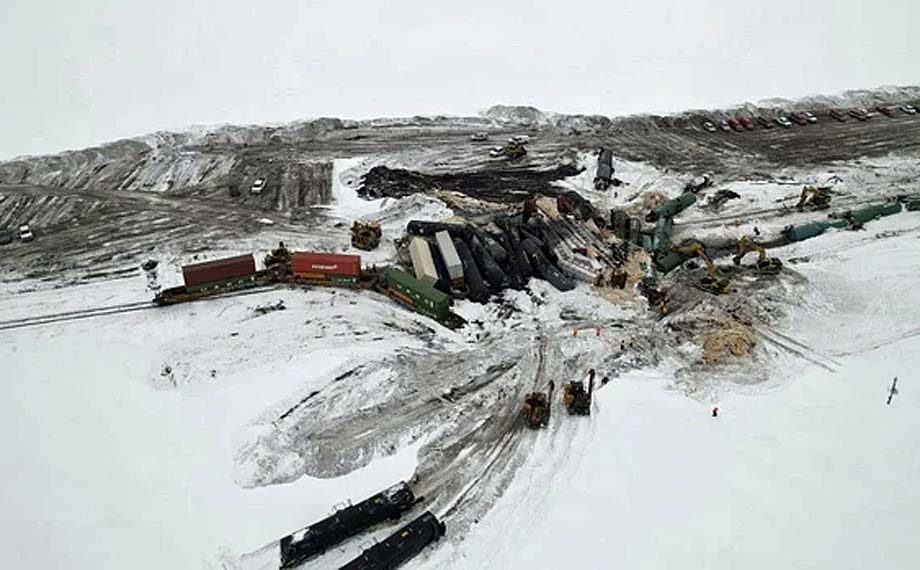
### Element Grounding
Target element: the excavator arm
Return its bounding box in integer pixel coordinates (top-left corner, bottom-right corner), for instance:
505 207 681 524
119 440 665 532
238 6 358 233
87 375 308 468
673 240 731 294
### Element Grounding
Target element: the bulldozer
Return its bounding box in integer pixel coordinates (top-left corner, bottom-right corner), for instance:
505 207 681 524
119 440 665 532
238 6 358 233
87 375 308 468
351 220 382 251
732 236 782 273
673 240 731 294
522 382 553 429
264 242 292 278
795 186 832 211
501 140 527 160
563 370 595 416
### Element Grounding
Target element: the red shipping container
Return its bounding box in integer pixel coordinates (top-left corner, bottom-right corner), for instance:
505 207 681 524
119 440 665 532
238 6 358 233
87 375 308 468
182 254 256 288
291 252 361 277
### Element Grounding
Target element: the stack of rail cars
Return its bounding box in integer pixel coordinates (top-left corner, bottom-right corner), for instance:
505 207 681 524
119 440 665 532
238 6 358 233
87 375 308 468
339 511 447 570
279 482 417 568
155 248 465 327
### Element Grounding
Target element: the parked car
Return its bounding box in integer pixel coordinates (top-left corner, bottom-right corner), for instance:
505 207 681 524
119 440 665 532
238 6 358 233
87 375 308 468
755 116 774 129
900 104 917 115
848 109 868 121
803 111 818 124
470 132 489 141
489 146 504 158
776 116 793 128
509 135 530 144
718 119 731 132
18 224 34 242
789 113 808 126
830 109 848 122
0 228 12 245
738 117 755 130
876 106 896 117
727 118 744 132
702 121 717 133
250 178 266 194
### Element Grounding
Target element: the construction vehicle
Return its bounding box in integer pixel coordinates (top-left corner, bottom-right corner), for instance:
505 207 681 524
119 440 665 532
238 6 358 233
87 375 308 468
795 186 832 211
522 382 553 429
264 242 293 278
672 240 731 294
732 236 782 273
489 140 527 160
563 370 595 415
352 220 382 251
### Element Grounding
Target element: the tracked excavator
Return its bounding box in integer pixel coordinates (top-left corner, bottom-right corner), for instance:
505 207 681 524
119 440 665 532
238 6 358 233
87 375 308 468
795 186 832 211
732 236 782 273
673 240 731 294
351 220 382 251
563 369 595 416
523 381 553 429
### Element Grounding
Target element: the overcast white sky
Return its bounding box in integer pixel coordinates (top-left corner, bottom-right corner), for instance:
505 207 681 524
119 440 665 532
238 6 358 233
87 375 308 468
1 0 917 159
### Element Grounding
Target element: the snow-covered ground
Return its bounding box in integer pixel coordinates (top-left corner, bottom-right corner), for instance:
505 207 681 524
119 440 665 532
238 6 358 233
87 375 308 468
2 153 919 570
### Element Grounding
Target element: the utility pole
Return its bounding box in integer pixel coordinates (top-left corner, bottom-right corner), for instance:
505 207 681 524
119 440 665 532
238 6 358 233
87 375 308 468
887 377 899 406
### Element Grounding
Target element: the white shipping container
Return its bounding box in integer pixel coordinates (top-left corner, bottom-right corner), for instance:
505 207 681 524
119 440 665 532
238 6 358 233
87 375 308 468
408 236 438 283
435 231 464 282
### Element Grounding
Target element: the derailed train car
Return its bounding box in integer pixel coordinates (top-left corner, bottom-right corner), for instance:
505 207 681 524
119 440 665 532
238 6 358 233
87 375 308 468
338 511 446 570
280 482 417 568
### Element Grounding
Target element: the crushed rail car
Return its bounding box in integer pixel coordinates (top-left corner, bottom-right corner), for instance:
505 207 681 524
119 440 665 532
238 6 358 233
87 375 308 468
338 511 446 570
279 482 418 568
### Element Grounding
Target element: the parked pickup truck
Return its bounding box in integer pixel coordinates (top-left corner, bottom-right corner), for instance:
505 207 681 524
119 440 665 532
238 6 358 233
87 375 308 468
18 224 34 242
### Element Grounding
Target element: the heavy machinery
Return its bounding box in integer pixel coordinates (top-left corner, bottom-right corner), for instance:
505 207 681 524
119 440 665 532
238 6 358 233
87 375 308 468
795 186 832 211
672 240 731 294
732 236 782 273
352 220 382 251
493 140 527 160
563 370 595 416
522 382 553 429
264 242 292 277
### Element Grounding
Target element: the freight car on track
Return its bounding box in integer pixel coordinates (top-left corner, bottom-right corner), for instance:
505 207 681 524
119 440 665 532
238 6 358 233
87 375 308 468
154 254 261 305
280 482 418 569
338 511 446 570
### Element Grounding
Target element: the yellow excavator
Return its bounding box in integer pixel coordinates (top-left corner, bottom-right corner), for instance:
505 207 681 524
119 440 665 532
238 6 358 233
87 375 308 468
795 186 832 211
673 240 731 294
732 236 783 273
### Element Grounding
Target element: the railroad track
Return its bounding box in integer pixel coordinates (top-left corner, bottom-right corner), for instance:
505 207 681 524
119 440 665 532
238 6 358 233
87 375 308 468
0 286 280 332
0 301 156 331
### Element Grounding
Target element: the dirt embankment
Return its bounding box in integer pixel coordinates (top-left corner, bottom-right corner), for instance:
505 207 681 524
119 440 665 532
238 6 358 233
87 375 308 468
358 164 582 203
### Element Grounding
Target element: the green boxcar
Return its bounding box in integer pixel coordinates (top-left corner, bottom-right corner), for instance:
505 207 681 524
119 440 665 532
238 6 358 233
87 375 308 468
654 251 687 274
649 193 696 221
848 202 901 224
384 267 450 322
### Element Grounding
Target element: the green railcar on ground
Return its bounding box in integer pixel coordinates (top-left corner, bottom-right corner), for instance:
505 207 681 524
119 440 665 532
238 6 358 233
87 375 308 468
383 267 450 322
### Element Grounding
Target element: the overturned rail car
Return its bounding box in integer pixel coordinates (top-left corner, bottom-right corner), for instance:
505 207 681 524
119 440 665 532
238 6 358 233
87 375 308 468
338 511 446 570
279 482 417 568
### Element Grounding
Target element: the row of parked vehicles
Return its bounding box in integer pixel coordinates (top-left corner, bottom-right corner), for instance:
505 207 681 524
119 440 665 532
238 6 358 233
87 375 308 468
702 104 918 132
0 224 34 245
